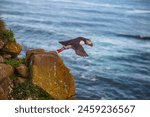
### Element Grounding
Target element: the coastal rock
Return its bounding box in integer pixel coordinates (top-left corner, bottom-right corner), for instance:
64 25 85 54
16 77 27 84
30 51 75 99
16 64 29 78
26 48 45 61
0 40 4 49
4 42 22 56
0 56 4 63
0 63 14 81
0 77 11 100
0 64 13 100
0 86 5 99
2 54 12 59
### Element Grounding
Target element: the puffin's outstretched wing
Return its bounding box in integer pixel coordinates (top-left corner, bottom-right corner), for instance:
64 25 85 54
73 45 88 57
59 37 83 46
59 39 75 46
59 41 69 46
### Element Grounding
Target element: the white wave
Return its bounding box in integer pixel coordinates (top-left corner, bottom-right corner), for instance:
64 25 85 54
127 9 150 14
90 77 97 81
48 0 130 9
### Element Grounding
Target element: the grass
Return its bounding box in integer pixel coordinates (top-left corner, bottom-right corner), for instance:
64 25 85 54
8 60 54 100
0 18 5 30
0 18 16 42
4 58 26 68
0 29 16 42
10 79 54 100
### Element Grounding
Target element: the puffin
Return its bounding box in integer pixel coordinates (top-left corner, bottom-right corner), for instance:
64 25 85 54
57 37 93 57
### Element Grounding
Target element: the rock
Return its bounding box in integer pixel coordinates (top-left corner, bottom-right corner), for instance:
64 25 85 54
0 63 14 82
0 86 5 99
3 42 22 56
0 40 4 49
16 77 27 84
2 54 12 59
26 48 45 61
16 64 29 78
0 77 11 100
30 51 75 100
0 56 4 63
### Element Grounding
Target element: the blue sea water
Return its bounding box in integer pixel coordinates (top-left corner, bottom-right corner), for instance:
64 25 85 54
0 0 150 99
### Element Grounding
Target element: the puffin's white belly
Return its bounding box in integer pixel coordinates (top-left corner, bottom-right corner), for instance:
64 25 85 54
64 45 72 49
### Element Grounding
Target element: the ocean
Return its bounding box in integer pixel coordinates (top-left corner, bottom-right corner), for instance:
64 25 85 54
0 0 150 99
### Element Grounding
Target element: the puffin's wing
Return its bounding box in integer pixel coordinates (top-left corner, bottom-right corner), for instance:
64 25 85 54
73 45 88 57
59 39 73 46
59 41 68 46
59 38 81 46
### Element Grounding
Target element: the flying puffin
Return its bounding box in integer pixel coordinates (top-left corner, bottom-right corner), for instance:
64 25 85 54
57 37 93 57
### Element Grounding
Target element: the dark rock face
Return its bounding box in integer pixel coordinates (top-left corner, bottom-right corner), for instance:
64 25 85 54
29 51 75 100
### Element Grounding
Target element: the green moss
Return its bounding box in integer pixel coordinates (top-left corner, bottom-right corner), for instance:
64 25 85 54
0 29 16 42
10 79 54 100
4 58 26 68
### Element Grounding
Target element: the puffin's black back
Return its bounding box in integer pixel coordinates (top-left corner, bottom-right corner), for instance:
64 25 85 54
59 37 86 46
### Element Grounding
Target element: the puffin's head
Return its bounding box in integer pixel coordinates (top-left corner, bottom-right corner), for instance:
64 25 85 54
85 39 93 47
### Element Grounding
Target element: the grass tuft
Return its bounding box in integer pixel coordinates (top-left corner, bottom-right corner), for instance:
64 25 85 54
0 29 16 42
4 58 26 68
10 79 54 100
0 18 5 30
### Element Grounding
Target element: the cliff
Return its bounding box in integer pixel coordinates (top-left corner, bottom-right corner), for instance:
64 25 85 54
0 18 75 100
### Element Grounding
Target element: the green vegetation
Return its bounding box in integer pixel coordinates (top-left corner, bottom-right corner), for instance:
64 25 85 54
0 18 5 30
10 75 18 81
0 29 16 42
4 58 26 68
10 79 54 100
8 60 54 100
0 18 16 42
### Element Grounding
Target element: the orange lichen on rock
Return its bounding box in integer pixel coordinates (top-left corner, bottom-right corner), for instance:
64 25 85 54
29 51 75 100
26 48 45 61
4 42 22 55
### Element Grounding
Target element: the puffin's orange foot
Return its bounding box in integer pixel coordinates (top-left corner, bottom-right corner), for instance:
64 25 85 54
57 48 64 53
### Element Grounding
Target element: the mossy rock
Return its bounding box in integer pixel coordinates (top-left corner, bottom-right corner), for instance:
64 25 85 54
4 58 26 68
30 51 75 100
9 79 54 100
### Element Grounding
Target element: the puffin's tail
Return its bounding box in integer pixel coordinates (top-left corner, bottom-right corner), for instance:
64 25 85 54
57 47 65 54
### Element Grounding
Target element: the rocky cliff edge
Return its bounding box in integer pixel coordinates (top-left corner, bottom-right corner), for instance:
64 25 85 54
0 18 75 100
